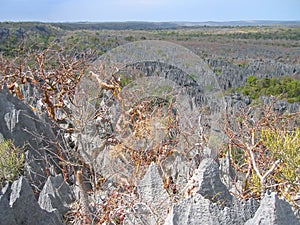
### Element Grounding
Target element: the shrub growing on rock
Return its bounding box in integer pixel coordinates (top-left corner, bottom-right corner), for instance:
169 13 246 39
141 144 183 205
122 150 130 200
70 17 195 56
0 139 24 182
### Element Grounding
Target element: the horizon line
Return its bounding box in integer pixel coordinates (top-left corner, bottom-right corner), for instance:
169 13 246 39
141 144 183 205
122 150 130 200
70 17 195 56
1 19 300 23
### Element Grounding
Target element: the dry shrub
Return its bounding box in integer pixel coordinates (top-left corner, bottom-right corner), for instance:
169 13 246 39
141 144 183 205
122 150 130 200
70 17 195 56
224 100 300 208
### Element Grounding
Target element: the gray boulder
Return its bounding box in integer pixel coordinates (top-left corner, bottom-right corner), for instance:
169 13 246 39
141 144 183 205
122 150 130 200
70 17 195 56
168 154 194 191
138 162 170 206
0 176 62 225
230 197 259 224
245 192 300 225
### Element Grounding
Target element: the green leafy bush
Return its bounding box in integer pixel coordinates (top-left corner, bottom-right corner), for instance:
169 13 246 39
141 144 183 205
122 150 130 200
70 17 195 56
0 139 24 182
238 76 300 102
259 128 300 201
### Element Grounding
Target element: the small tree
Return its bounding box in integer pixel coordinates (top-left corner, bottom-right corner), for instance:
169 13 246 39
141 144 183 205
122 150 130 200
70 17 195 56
0 43 90 121
224 100 300 207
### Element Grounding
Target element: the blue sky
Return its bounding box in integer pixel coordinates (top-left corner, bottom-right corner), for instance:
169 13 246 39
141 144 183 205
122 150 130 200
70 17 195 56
0 0 299 22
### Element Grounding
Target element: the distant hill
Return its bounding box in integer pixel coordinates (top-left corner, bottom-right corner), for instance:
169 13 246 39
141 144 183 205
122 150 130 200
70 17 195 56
50 21 180 30
1 21 299 31
177 20 300 27
50 20 300 30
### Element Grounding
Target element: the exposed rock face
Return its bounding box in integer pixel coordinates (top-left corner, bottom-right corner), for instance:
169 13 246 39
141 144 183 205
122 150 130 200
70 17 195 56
0 88 60 189
138 163 168 202
38 175 75 219
0 177 62 225
0 27 9 40
165 157 299 225
184 158 232 206
70 60 223 186
207 57 300 90
219 151 235 192
2 167 298 225
263 97 300 113
245 192 300 225
164 193 259 225
125 61 223 111
137 162 171 224
0 183 16 225
134 159 257 225
69 76 125 181
167 154 194 191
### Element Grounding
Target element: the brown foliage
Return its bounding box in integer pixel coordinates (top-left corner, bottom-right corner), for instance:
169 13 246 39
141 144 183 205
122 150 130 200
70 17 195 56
0 46 89 120
224 100 300 203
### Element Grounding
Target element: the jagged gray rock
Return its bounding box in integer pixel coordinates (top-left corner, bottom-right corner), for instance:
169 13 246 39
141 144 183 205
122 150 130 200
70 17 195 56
0 176 62 225
184 158 232 206
219 151 237 193
231 197 259 224
0 132 4 142
164 193 258 225
164 193 229 225
38 174 75 218
138 162 171 224
165 155 260 225
245 192 300 225
168 154 194 191
263 96 300 113
126 203 157 225
138 162 169 204
0 88 60 189
0 183 16 225
207 57 300 90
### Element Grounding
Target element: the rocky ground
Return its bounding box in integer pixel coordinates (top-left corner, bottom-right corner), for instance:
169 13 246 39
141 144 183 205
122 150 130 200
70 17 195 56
0 67 299 224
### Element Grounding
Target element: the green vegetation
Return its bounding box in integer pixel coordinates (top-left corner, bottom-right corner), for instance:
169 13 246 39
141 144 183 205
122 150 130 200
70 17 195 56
120 76 133 87
255 127 300 201
1 22 299 61
0 23 59 57
188 73 197 81
213 68 222 76
238 76 300 102
224 102 300 206
247 127 300 199
124 35 137 42
222 27 300 40
155 27 300 42
0 139 24 182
